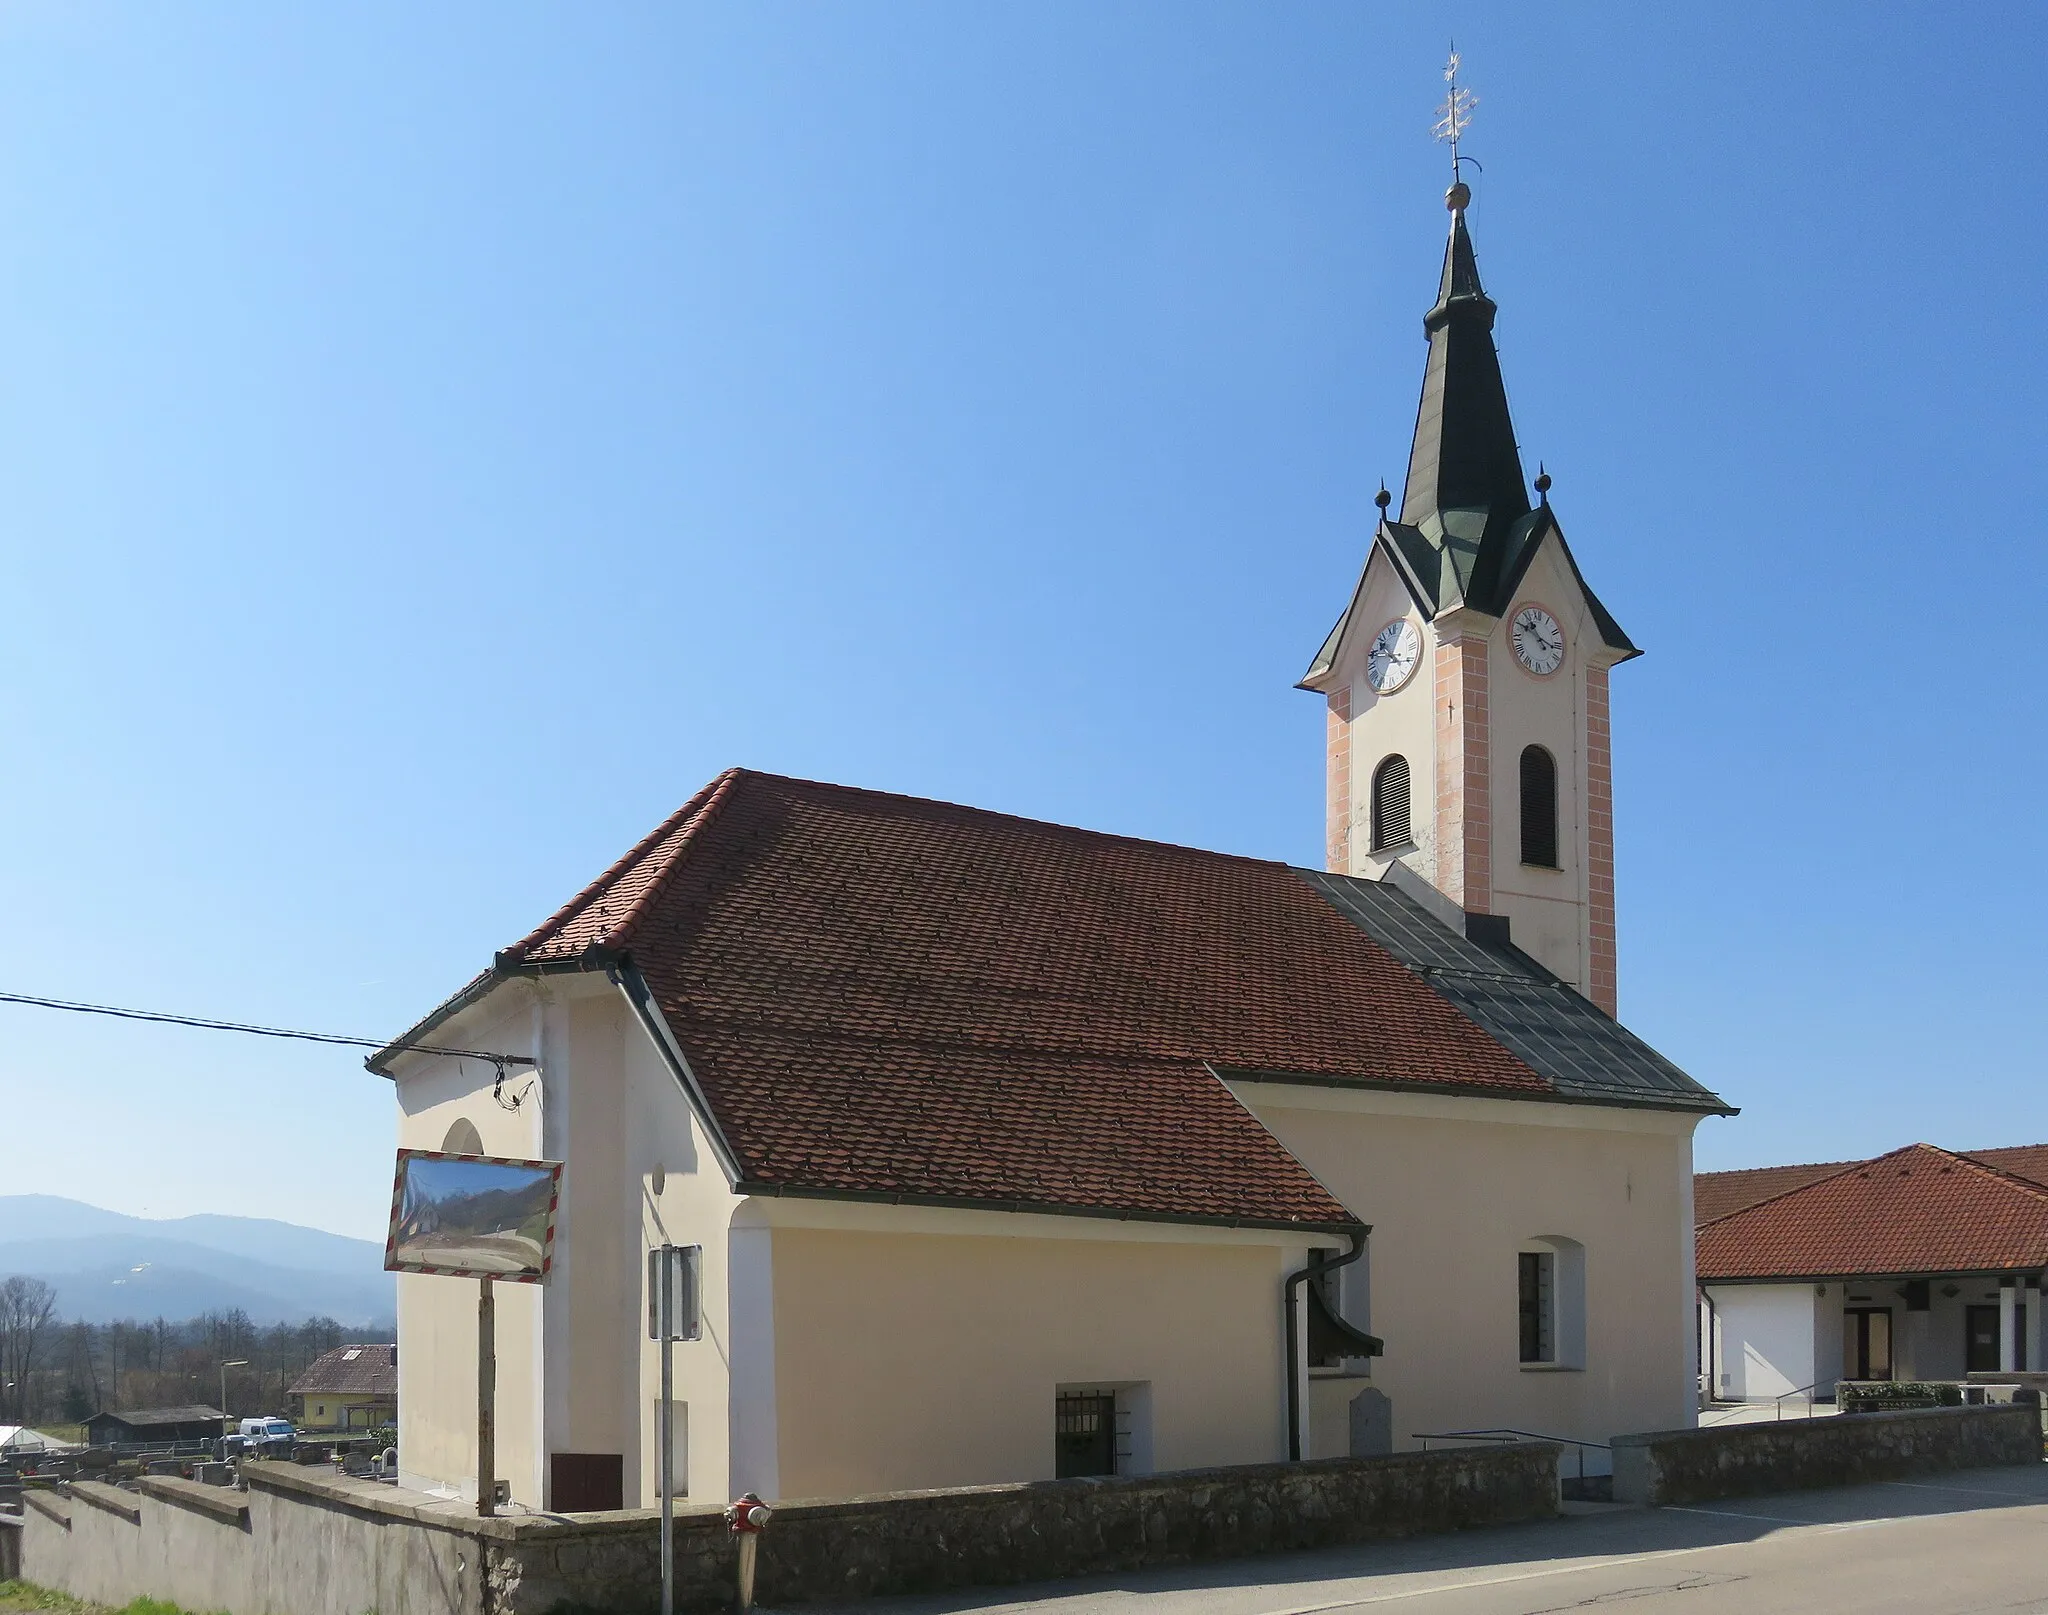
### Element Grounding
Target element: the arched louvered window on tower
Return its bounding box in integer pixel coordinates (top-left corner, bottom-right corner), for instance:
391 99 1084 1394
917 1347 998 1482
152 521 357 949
1520 745 1559 869
1370 755 1411 852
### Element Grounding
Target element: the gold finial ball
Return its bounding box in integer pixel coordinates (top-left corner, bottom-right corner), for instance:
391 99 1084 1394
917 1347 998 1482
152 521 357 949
1446 181 1471 212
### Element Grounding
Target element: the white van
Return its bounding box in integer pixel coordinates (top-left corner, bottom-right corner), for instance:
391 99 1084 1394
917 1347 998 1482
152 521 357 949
238 1417 294 1444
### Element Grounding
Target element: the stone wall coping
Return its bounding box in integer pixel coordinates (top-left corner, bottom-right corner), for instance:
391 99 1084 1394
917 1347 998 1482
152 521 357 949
250 1444 1563 1546
65 1481 141 1525
243 1461 726 1543
1612 1405 2030 1449
20 1489 68 1528
763 1446 1562 1518
136 1474 251 1526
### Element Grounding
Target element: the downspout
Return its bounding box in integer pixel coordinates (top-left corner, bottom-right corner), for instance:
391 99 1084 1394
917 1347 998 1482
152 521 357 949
1284 1230 1368 1462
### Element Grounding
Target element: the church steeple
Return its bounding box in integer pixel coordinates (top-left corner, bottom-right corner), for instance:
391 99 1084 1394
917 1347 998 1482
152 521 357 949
1400 186 1531 532
1299 121 1643 1017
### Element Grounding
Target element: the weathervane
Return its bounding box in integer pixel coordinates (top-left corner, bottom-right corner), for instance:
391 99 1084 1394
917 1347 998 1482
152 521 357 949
1433 47 1478 195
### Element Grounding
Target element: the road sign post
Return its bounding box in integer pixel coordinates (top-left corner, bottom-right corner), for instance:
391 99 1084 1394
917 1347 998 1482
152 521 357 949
648 1244 702 1615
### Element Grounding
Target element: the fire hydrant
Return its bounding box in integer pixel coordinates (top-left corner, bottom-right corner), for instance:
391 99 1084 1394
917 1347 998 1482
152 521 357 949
725 1491 773 1614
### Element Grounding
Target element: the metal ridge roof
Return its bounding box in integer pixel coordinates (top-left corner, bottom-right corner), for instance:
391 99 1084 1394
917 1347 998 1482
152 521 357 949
1298 869 1732 1115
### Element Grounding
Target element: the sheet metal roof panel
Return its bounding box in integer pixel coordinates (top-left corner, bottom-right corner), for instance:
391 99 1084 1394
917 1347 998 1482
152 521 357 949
1299 870 1731 1114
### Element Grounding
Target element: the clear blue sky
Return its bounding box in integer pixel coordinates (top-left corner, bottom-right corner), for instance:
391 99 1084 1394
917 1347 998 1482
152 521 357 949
3 4 2042 1241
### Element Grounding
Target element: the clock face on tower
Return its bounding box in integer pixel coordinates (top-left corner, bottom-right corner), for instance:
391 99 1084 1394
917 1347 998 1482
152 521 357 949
1510 605 1565 676
1365 618 1422 694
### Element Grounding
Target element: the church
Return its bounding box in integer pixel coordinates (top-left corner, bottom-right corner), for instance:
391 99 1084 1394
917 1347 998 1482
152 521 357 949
372 178 1731 1511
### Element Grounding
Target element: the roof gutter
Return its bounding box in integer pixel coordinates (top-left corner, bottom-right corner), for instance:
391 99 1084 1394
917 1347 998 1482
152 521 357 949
731 1177 1365 1238
608 957 748 1188
363 948 619 1078
1217 1064 1739 1119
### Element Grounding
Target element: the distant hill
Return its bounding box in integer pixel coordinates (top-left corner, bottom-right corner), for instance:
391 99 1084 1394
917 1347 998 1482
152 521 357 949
0 1196 394 1326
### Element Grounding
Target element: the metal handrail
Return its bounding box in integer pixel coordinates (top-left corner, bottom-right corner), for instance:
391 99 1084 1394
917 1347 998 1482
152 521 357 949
1411 1427 1611 1480
1774 1381 1820 1420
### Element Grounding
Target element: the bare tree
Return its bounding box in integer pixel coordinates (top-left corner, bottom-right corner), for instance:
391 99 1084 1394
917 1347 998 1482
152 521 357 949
0 1276 59 1422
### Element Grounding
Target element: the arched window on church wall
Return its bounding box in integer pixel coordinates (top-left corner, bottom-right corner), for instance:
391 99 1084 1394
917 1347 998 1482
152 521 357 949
1370 755 1411 852
1520 745 1558 869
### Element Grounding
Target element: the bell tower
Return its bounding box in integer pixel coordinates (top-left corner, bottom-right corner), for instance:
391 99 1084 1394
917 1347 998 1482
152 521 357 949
1298 175 1638 1015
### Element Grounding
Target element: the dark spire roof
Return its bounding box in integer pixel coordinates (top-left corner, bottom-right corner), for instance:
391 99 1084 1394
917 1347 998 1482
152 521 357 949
1297 188 1641 689
1400 201 1530 529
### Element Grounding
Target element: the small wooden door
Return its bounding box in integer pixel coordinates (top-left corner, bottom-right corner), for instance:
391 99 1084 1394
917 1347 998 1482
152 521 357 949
1965 1305 2001 1373
1844 1308 1892 1381
549 1452 624 1512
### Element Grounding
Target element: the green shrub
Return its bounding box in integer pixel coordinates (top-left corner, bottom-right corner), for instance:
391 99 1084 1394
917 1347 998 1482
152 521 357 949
1838 1380 1963 1412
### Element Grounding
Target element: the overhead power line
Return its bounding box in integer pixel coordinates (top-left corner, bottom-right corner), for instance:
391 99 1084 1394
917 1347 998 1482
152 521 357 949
0 989 535 1068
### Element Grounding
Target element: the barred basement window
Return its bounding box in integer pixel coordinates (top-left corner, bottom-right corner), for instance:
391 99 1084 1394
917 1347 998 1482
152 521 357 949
1054 1391 1123 1477
1370 755 1411 851
1520 745 1558 868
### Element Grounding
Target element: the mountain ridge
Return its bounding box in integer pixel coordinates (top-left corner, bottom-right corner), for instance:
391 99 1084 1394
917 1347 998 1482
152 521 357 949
0 1196 394 1325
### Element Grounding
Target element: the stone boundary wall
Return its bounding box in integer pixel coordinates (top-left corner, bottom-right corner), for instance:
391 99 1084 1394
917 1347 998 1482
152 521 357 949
18 1444 1560 1615
1612 1404 2042 1508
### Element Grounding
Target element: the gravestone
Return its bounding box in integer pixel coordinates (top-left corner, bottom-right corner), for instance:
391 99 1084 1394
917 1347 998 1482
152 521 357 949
1348 1387 1393 1457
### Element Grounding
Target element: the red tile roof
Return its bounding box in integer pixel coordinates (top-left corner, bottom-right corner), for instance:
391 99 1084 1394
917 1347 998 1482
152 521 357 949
447 769 1683 1229
1696 1143 2048 1281
1694 1160 1861 1226
1963 1144 2048 1191
289 1345 397 1398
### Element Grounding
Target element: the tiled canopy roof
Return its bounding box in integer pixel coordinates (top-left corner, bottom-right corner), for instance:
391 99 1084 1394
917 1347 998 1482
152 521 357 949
289 1345 397 1398
394 770 1724 1230
1696 1143 2048 1281
1696 1144 2048 1228
1694 1160 1861 1226
1964 1145 2048 1192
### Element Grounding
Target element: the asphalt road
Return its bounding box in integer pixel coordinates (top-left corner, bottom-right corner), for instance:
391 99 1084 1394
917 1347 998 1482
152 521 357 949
819 1463 2048 1615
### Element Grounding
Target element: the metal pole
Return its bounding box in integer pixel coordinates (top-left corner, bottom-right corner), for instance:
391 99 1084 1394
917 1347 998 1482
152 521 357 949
660 1251 675 1615
478 1274 496 1518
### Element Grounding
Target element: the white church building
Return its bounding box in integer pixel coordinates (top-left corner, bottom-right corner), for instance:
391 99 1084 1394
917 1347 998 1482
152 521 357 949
371 179 1732 1511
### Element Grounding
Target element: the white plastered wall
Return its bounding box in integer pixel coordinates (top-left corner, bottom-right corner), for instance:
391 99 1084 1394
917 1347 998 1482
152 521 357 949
1704 1284 1819 1400
388 989 546 1504
629 1019 747 1506
751 1200 1318 1499
1238 1082 1701 1452
389 975 694 1508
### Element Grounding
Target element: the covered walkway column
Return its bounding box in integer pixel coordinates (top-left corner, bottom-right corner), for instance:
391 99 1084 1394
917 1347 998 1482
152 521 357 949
1998 1281 2018 1373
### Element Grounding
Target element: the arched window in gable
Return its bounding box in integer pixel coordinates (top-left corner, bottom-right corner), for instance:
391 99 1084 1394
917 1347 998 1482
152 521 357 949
1370 755 1411 852
442 1117 484 1156
1520 745 1558 869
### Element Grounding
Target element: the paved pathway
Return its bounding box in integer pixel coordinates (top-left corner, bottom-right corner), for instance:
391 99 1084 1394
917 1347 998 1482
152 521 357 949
815 1462 2048 1615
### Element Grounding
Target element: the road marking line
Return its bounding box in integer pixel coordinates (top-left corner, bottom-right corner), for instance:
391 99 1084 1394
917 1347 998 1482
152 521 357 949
1235 1549 1738 1613
1876 1479 2045 1500
1229 1508 1953 1614
1663 1505 1825 1526
943 1489 2046 1615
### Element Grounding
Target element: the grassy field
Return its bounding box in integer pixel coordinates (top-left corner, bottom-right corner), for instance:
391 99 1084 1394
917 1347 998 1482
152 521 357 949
0 1583 196 1615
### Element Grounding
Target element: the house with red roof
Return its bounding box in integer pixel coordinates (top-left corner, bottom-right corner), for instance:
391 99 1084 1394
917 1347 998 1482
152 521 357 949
370 181 1733 1511
1696 1144 2048 1402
